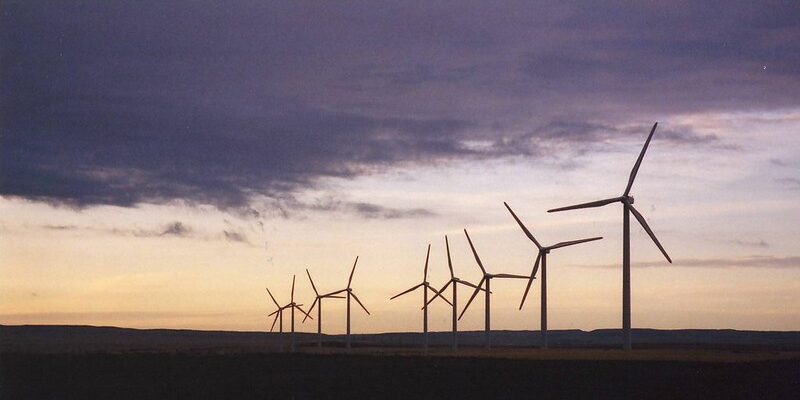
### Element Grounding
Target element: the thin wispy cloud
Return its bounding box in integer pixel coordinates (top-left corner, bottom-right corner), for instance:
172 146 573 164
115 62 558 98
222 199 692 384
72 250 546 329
580 256 800 269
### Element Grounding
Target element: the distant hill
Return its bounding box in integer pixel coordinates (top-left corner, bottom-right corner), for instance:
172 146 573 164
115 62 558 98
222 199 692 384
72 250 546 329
2 325 799 353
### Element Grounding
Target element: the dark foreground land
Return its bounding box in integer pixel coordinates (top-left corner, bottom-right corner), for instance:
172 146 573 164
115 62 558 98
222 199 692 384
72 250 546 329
2 325 800 399
3 352 800 399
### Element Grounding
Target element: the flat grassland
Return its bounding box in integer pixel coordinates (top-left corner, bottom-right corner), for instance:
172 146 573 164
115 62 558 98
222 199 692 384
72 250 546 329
2 326 799 399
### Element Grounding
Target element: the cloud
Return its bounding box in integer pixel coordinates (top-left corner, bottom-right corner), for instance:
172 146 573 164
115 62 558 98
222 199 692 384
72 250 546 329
2 2 797 209
160 221 190 237
777 177 800 190
348 202 436 219
581 255 800 269
42 224 78 231
732 239 770 248
299 196 437 219
222 230 248 243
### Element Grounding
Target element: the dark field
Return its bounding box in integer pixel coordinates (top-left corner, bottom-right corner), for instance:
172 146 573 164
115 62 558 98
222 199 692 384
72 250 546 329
3 352 800 399
2 325 800 399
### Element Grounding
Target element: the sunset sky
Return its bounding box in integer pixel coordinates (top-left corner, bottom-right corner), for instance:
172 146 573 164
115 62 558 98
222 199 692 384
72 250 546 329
2 1 799 334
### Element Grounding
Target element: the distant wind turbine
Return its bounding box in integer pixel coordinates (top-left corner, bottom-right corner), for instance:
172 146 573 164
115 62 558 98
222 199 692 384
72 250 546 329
320 257 370 350
267 275 313 352
390 244 452 353
304 268 345 348
266 287 285 333
504 202 602 348
459 229 529 348
548 122 672 350
426 235 485 350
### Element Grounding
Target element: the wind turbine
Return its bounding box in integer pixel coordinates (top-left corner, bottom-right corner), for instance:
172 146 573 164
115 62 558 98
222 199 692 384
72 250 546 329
426 235 485 350
459 229 529 348
304 268 345 348
266 287 285 333
548 122 672 350
504 202 603 348
267 275 313 352
390 244 452 353
319 257 370 350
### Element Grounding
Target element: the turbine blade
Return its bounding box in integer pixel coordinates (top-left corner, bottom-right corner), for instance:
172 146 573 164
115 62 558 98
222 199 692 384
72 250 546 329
445 235 455 279
323 289 347 297
306 268 319 296
624 122 658 196
463 229 487 274
423 244 431 281
457 280 486 292
458 277 485 320
350 291 370 315
504 202 542 249
426 283 453 306
493 273 529 279
547 236 603 250
548 197 621 213
266 287 280 308
268 309 279 317
304 297 318 323
629 205 672 263
426 280 452 306
519 253 541 310
296 305 313 321
347 256 359 288
291 275 296 303
390 283 424 300
270 312 279 332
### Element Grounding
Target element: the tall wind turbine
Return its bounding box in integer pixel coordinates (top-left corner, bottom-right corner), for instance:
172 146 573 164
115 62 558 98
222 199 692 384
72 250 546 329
426 235 485 349
267 275 313 352
548 122 672 350
459 229 529 348
304 268 345 348
504 202 602 348
319 257 370 350
390 244 451 353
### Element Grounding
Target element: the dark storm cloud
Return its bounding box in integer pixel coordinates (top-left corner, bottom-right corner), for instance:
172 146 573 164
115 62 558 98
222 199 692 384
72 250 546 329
2 1 798 209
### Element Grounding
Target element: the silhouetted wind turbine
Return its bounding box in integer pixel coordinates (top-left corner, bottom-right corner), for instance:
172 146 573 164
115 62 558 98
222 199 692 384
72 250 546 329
266 287 285 333
304 268 345 348
459 229 528 348
548 122 672 350
504 202 602 348
268 275 313 352
320 257 370 350
426 235 485 349
390 244 451 353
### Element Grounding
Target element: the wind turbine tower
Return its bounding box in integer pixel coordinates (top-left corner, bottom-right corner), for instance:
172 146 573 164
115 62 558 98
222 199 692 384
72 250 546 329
459 229 529 348
390 244 451 353
504 202 602 348
548 122 672 350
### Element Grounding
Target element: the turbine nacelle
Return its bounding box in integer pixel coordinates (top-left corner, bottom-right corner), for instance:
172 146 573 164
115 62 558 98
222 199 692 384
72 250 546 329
623 195 634 205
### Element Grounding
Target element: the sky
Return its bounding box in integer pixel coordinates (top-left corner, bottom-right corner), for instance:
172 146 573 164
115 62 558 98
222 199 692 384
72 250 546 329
2 1 800 333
